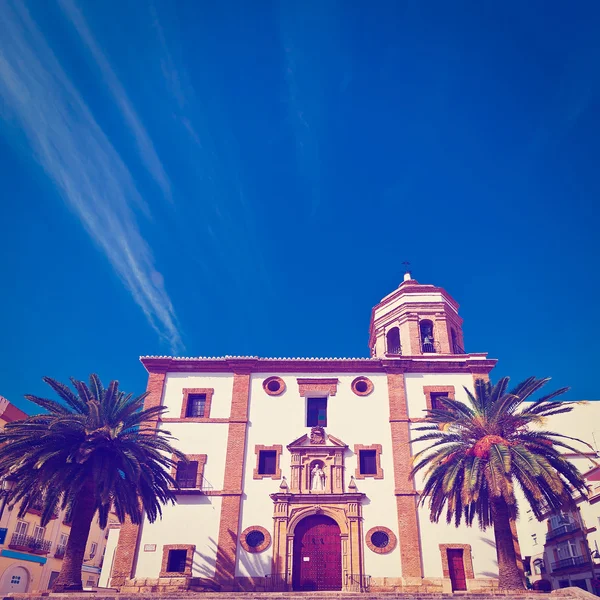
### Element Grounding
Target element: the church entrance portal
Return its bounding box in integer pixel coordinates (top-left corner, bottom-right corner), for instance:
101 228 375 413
292 515 342 591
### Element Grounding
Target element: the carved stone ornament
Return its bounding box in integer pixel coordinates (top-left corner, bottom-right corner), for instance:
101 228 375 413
310 426 326 445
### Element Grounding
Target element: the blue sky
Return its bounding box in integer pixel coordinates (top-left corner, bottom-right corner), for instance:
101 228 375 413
0 1 598 413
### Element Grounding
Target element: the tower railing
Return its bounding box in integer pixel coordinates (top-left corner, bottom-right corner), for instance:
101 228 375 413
421 340 441 353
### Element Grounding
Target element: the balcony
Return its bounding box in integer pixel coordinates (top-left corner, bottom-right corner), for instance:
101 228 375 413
27 500 59 520
452 341 466 354
55 545 66 558
421 339 441 353
172 474 213 495
386 344 401 356
551 555 591 572
546 521 581 541
8 533 51 555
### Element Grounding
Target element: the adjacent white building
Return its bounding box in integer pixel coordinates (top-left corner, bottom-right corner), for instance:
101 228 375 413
517 402 600 595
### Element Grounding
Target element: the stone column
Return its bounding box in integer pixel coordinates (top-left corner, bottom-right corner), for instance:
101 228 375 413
386 370 424 579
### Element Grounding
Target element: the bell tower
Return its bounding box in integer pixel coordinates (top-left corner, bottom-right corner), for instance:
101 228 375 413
368 270 466 357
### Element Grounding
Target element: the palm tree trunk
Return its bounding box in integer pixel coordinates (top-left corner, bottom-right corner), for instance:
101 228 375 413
491 497 524 590
52 482 96 592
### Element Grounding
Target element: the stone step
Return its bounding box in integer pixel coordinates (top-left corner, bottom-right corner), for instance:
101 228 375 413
2 591 548 600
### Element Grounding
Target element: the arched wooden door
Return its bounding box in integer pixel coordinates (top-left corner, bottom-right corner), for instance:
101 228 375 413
292 515 342 591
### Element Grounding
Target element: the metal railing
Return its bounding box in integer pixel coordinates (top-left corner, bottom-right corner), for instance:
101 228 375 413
173 474 214 493
9 533 51 555
546 521 580 541
386 344 401 355
551 555 590 572
263 574 287 591
175 475 197 488
345 573 371 592
55 545 66 558
421 339 441 353
452 342 466 354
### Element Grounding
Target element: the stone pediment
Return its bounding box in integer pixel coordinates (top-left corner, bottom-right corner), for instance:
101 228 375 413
285 428 349 494
287 427 348 450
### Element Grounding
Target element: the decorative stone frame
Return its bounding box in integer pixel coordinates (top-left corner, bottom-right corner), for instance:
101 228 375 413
253 445 283 480
240 526 271 553
351 376 374 396
269 497 367 591
179 388 214 420
159 544 195 577
354 444 384 480
423 386 455 412
439 543 475 579
263 376 286 396
297 378 338 397
365 526 397 554
170 454 207 492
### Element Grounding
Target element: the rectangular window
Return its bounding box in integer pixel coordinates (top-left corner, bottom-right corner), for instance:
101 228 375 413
258 450 277 475
531 534 537 546
307 397 327 427
59 533 68 547
430 392 449 410
186 394 206 418
557 541 580 560
176 461 199 488
359 450 378 475
48 572 60 589
15 521 29 536
90 542 98 558
166 549 188 573
33 525 45 541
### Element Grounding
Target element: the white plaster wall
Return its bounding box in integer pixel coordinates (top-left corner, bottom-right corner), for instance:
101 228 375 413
99 528 119 588
161 372 234 420
417 506 499 579
159 372 235 491
134 372 234 579
238 372 400 578
160 421 229 491
135 496 222 579
406 372 498 581
405 372 474 422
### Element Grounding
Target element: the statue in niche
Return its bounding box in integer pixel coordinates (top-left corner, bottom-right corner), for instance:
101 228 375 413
310 463 326 492
310 426 326 445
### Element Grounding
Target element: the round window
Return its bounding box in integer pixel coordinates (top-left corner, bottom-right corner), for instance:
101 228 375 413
355 380 369 393
366 526 397 554
351 376 374 396
246 530 265 548
267 379 280 392
371 531 389 548
263 377 286 396
240 526 271 553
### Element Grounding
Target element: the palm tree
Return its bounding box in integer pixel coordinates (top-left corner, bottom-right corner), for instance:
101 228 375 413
411 377 589 590
0 375 184 592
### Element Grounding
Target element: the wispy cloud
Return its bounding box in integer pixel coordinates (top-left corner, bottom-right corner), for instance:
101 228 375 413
57 0 172 203
0 1 184 353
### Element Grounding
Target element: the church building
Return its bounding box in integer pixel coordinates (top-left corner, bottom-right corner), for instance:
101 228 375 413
106 273 502 593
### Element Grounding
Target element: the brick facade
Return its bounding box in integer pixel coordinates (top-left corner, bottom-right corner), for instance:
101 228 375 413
296 377 339 397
